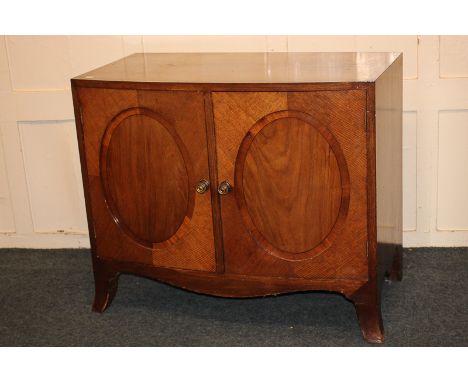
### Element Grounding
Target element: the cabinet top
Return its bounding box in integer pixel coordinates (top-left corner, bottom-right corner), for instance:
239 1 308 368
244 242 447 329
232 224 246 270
72 52 401 84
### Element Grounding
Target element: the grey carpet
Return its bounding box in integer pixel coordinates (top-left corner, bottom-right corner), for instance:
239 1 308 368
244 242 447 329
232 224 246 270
0 247 466 346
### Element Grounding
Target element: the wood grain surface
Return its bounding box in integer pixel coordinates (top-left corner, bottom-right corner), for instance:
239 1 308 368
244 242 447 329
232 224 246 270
93 257 366 299
73 52 400 84
213 90 368 279
76 87 216 272
101 109 191 247
241 114 341 253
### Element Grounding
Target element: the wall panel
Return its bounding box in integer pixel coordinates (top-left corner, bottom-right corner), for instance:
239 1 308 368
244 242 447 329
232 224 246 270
123 36 144 56
0 35 467 248
403 111 417 231
437 110 468 230
0 36 11 92
1 91 74 122
19 120 87 233
439 36 468 78
68 36 125 77
142 35 271 52
6 36 71 90
0 122 34 235
287 35 357 51
0 130 15 232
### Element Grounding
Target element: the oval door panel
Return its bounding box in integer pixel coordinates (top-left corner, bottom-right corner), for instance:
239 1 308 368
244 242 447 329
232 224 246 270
100 108 193 248
235 110 350 260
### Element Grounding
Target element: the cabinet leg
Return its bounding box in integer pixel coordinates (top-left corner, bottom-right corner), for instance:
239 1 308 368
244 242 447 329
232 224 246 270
350 282 384 344
353 300 384 344
92 261 119 313
387 245 403 282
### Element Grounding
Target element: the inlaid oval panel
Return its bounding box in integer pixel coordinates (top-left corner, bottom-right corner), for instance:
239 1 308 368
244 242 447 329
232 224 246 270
101 109 191 247
237 111 348 257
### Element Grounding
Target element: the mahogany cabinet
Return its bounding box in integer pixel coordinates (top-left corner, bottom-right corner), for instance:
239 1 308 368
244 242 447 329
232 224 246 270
71 52 403 343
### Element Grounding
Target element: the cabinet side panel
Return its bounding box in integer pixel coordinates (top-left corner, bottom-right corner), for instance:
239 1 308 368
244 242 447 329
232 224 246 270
375 55 403 246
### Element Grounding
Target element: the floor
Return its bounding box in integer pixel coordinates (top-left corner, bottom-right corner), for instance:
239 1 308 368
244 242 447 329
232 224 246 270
0 247 466 346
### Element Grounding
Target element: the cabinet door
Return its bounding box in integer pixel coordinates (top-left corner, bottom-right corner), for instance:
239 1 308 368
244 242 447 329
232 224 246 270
213 91 368 279
77 88 216 272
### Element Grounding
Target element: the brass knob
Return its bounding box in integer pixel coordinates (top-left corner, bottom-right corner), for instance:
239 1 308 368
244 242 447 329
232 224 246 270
196 179 210 194
218 180 232 195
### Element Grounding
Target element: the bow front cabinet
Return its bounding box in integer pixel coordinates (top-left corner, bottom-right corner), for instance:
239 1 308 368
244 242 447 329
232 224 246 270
71 52 402 343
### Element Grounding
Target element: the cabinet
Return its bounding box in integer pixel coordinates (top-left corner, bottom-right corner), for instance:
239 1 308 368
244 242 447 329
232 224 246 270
71 52 403 343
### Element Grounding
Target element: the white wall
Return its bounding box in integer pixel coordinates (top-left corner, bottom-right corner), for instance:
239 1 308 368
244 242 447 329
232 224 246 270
0 35 467 248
